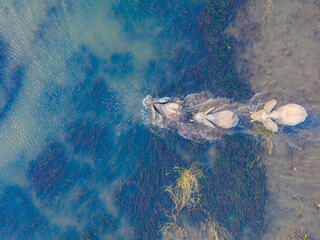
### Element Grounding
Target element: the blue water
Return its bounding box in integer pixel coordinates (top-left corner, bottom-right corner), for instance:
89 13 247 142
0 1 264 239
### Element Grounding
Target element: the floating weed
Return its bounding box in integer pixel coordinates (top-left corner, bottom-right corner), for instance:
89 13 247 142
313 201 320 211
165 164 204 220
161 217 233 240
295 199 304 219
264 0 275 23
254 127 275 155
198 219 233 240
289 232 314 240
276 231 314 240
160 222 186 239
160 219 233 240
249 153 264 169
161 164 233 240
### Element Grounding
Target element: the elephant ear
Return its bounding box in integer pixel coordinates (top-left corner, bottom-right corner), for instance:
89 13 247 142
205 106 216 115
263 118 278 132
263 99 277 113
203 118 215 128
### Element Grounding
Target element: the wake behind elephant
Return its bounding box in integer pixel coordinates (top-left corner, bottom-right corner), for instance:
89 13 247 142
143 91 247 142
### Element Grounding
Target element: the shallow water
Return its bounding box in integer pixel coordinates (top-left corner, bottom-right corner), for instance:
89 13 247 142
0 0 318 240
227 0 320 239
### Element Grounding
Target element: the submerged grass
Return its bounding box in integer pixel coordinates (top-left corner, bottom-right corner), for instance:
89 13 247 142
264 0 275 23
198 220 233 240
209 133 266 239
160 222 185 240
161 218 233 240
287 232 314 240
164 164 204 221
161 164 232 240
254 127 275 155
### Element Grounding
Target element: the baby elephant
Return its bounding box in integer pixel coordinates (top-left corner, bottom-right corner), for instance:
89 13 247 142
250 99 307 132
192 106 239 129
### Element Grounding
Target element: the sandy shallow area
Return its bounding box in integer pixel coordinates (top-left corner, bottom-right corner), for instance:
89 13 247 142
226 0 320 239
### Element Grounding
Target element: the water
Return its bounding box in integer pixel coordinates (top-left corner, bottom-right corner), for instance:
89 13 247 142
0 0 318 240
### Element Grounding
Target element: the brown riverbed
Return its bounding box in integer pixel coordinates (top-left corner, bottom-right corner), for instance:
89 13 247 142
225 0 320 239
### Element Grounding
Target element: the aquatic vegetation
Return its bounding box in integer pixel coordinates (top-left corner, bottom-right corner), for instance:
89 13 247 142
288 232 314 240
66 119 113 158
198 220 233 240
264 0 275 23
161 218 233 240
0 38 25 119
295 199 304 219
27 142 85 200
161 164 233 240
0 186 53 239
103 52 134 78
208 133 266 239
196 0 252 101
116 130 188 240
159 134 266 239
164 164 204 221
254 127 275 155
160 222 185 239
313 201 320 211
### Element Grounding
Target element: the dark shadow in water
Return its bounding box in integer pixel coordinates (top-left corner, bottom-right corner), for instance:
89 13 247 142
67 46 123 121
27 142 90 201
65 46 125 183
103 52 134 78
1 65 25 114
26 140 125 238
67 45 101 83
112 0 202 40
0 37 8 73
70 188 118 239
0 35 25 120
35 4 74 46
66 119 113 159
